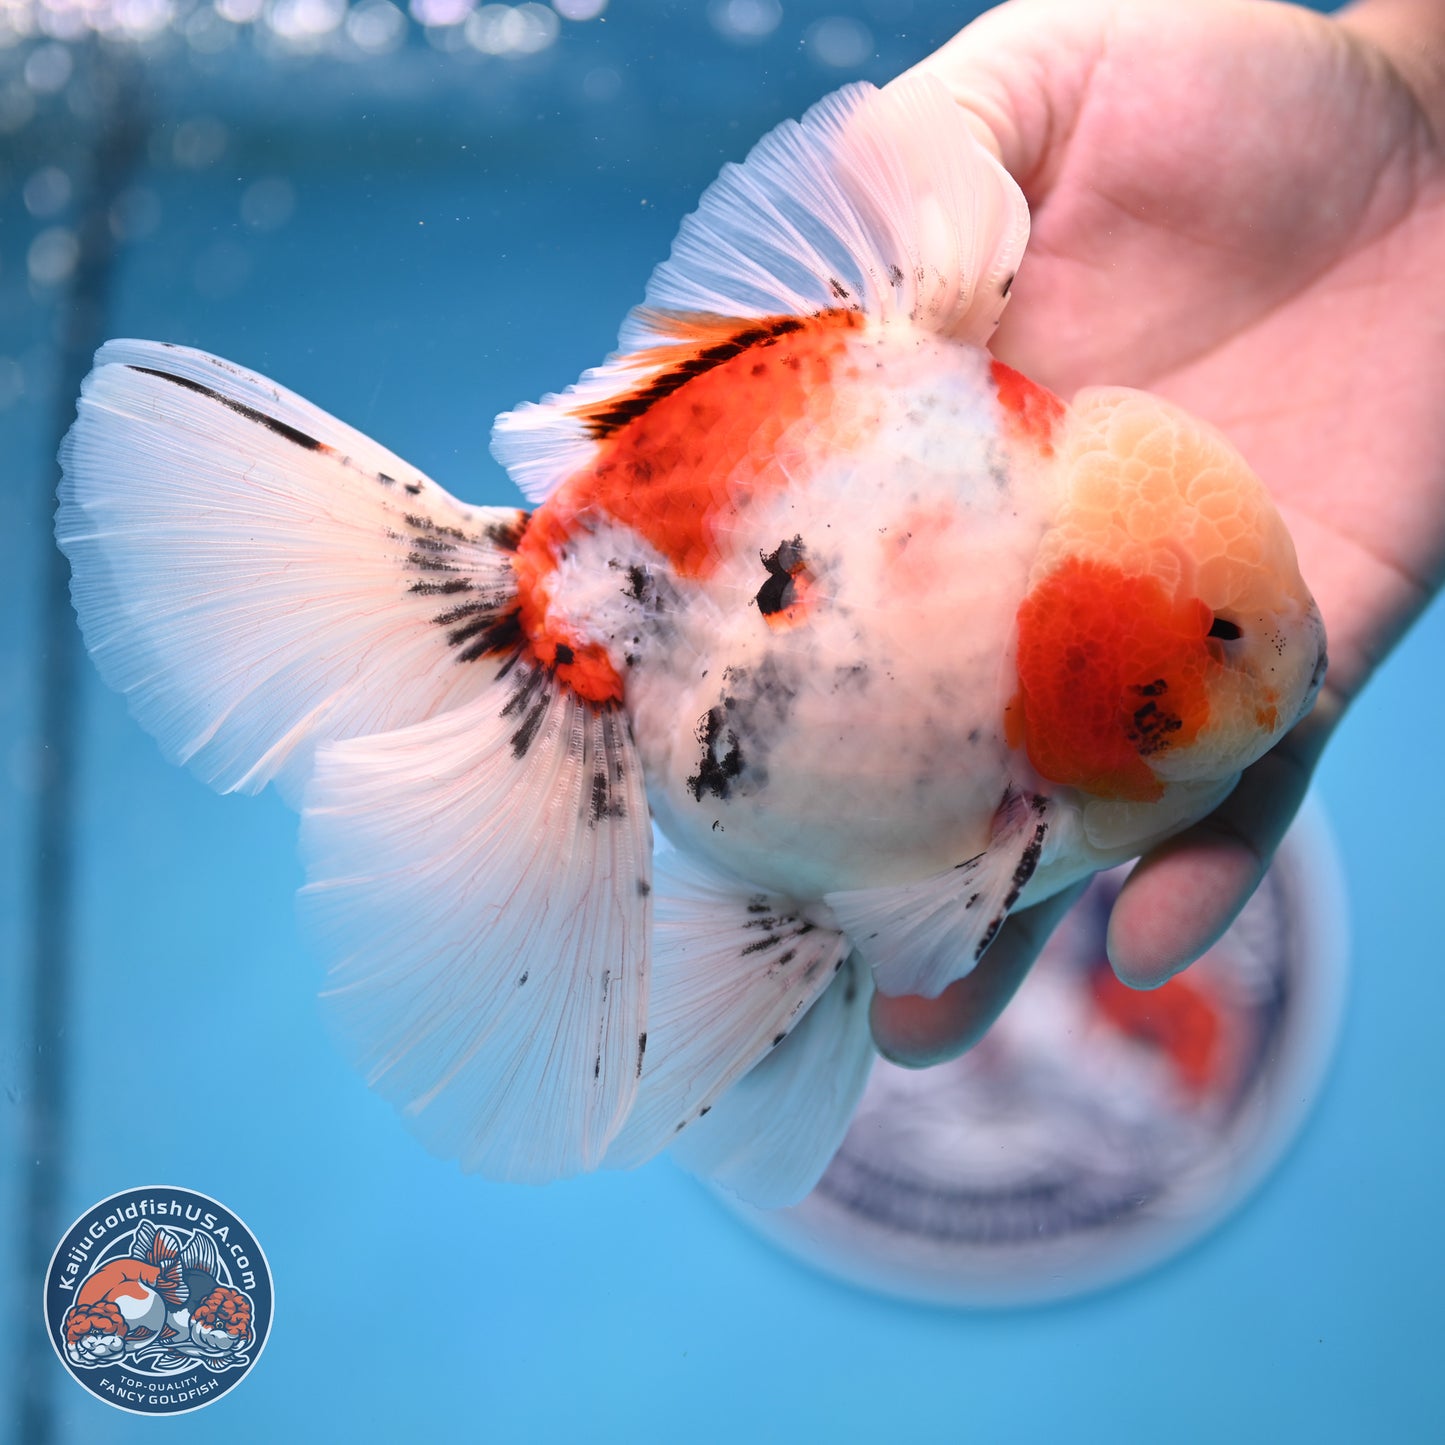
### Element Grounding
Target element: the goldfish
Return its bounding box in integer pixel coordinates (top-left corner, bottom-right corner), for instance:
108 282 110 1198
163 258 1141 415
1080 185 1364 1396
57 76 1325 1208
62 1222 249 1367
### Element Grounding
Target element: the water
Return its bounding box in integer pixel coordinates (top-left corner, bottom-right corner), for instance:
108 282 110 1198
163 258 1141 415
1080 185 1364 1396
4 2 1443 1440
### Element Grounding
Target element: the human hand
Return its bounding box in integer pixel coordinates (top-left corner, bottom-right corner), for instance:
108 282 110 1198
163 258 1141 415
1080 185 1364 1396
872 0 1445 1065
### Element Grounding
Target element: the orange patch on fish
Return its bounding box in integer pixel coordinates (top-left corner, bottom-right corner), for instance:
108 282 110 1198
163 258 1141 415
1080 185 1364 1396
507 512 623 704
1011 555 1215 801
549 310 862 578
990 358 1064 457
511 311 863 696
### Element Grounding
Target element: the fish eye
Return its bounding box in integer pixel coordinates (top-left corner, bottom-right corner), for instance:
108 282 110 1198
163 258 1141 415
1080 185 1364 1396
1207 615 1243 642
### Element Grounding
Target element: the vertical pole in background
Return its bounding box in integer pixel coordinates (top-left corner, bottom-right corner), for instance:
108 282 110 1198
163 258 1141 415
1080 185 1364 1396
15 49 147 1445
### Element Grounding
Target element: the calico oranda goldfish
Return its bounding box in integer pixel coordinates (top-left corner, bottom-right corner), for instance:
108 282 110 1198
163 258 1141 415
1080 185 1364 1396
57 76 1325 1208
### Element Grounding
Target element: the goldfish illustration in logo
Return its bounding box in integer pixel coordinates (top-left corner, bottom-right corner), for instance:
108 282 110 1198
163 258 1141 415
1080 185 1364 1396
62 1221 253 1370
56 77 1325 1207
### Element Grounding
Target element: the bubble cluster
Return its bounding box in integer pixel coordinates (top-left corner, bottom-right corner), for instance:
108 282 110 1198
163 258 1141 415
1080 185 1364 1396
0 0 600 58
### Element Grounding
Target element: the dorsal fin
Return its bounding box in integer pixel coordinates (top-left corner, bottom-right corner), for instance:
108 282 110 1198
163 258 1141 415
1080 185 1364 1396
491 74 1028 503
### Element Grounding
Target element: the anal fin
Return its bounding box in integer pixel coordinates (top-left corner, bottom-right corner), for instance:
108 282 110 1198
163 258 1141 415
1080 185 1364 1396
670 952 875 1209
603 846 850 1172
826 790 1051 999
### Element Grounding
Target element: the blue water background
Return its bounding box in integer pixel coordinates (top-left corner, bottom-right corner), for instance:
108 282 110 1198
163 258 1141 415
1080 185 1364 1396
5 1 1440 1440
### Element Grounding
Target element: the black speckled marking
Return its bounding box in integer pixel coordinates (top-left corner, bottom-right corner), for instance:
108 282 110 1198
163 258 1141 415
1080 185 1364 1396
973 811 1050 962
582 713 631 827
584 316 806 437
742 933 782 956
409 577 472 597
486 513 530 551
443 602 523 664
637 1032 647 1078
404 511 468 543
587 766 626 826
756 535 806 618
1127 698 1184 757
128 365 324 451
397 507 531 665
624 565 651 603
687 705 743 801
501 666 550 759
589 772 610 823
686 655 797 803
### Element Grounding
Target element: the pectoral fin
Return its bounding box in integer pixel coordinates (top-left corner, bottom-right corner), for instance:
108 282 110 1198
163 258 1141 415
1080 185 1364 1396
826 790 1051 999
602 845 850 1172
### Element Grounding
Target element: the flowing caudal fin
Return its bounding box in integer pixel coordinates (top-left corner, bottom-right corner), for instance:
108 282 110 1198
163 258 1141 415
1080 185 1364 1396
60 339 657 1182
58 340 527 802
827 791 1052 999
670 953 875 1208
301 667 653 1183
492 73 1028 503
602 847 850 1173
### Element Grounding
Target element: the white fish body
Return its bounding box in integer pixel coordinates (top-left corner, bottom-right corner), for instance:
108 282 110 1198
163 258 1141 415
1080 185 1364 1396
57 78 1324 1207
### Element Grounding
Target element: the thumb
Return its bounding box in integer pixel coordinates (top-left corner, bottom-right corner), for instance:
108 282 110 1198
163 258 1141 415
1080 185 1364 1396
896 0 1110 187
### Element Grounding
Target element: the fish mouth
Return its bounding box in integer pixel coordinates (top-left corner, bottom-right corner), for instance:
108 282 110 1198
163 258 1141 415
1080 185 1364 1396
1293 601 1328 725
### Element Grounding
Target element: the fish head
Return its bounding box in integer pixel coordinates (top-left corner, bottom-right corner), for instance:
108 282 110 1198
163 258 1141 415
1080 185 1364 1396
1011 386 1326 804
